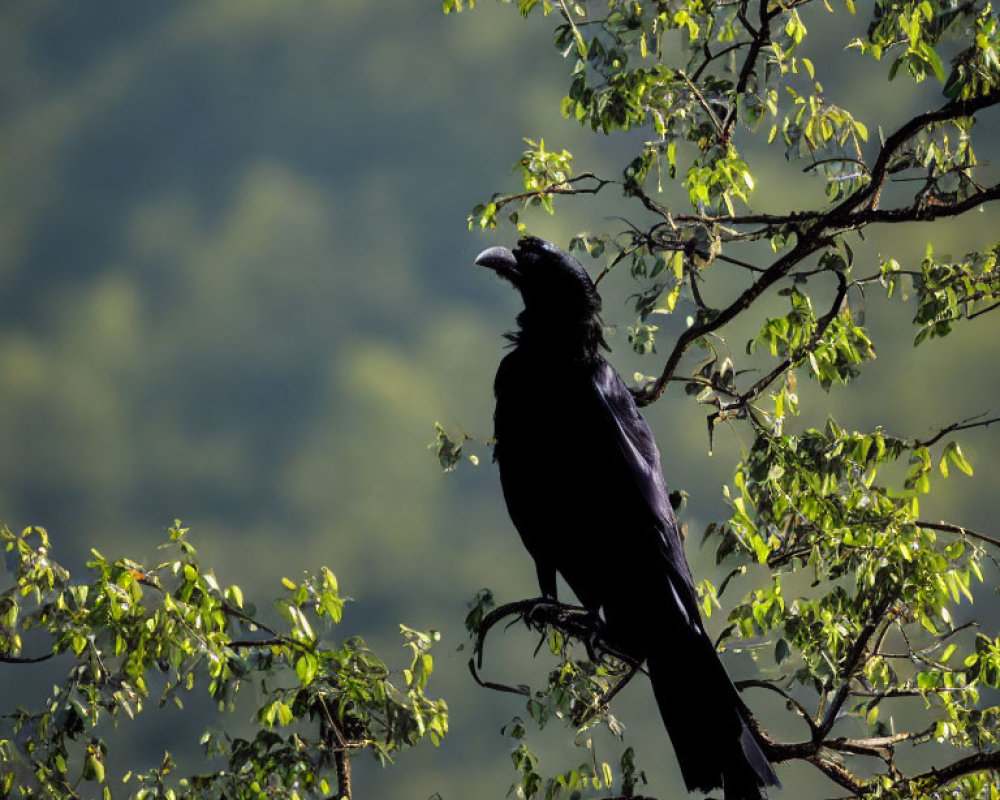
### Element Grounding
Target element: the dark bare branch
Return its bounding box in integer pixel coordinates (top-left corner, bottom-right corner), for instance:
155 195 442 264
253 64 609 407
735 678 821 741
0 652 56 664
913 413 1000 448
635 235 829 405
918 519 1000 550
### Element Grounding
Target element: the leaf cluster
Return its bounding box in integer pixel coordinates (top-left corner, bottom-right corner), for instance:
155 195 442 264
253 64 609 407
0 523 447 800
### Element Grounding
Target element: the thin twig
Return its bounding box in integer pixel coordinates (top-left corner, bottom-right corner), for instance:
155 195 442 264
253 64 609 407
817 591 897 740
720 0 777 143
678 70 725 134
736 271 849 408
913 412 1000 447
692 40 751 82
493 174 613 215
968 298 1000 319
803 157 872 177
0 652 56 664
735 678 821 741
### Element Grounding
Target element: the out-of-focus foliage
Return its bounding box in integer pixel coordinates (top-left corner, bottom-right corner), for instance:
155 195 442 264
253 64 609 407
0 3 523 596
446 1 1000 798
0 4 562 798
0 523 446 799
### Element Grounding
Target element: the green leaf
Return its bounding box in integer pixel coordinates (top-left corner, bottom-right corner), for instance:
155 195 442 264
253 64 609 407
920 42 946 82
83 754 105 784
296 653 318 686
774 638 790 665
944 441 973 476
226 584 244 609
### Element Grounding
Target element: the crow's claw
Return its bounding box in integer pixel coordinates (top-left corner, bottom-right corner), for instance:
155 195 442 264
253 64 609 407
523 596 561 631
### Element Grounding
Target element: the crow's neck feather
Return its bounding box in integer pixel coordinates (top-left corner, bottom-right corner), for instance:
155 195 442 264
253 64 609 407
505 310 608 360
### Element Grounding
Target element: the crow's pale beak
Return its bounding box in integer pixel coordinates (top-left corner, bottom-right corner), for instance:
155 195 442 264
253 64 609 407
475 245 520 281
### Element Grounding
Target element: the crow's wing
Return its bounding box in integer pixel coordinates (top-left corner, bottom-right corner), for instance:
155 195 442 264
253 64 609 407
591 359 778 799
590 358 702 625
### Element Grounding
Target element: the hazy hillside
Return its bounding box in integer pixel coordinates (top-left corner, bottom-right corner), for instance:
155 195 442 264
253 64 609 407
2 3 999 798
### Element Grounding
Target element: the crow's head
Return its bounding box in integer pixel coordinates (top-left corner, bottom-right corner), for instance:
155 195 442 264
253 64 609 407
475 236 602 320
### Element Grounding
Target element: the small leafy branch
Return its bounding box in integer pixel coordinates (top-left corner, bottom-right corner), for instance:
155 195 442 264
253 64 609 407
712 415 1000 797
446 2 1000 799
430 422 484 472
464 591 652 800
0 522 447 800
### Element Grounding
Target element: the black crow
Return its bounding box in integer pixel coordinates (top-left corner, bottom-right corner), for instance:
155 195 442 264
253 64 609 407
476 236 779 800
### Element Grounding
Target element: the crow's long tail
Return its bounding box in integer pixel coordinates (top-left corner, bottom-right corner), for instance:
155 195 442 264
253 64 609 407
646 634 779 800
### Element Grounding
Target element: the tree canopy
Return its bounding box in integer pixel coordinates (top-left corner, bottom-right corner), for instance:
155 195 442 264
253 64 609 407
443 2 1000 799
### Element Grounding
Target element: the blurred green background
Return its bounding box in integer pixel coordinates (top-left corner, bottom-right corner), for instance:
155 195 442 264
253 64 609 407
2 2 1000 798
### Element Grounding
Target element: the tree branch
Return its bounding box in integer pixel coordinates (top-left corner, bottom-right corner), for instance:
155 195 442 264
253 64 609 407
732 271 849 410
918 519 1000 550
637 179 1000 231
764 735 867 795
817 591 897 740
735 678 821 741
903 750 1000 789
634 90 1000 407
635 235 829 405
0 651 56 664
691 40 751 82
470 596 643 673
968 298 1000 319
492 173 613 215
334 750 352 800
825 725 934 758
913 413 1000 448
720 0 776 144
827 89 1000 223
847 181 1000 226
